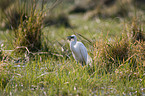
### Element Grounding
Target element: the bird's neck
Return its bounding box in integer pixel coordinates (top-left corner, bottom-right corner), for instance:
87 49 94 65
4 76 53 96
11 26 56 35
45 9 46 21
70 40 76 48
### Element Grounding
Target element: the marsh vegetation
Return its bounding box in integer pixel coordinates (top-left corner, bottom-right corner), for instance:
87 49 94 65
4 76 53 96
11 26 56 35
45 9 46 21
0 0 145 95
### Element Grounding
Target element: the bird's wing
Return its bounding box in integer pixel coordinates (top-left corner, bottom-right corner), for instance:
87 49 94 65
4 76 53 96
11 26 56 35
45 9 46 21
79 43 88 64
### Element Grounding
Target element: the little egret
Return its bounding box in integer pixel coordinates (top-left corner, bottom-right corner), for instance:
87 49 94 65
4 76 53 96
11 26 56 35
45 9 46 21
67 35 92 66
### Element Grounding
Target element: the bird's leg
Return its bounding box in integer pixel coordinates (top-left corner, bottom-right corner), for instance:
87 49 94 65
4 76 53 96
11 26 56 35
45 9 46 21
82 61 84 66
76 61 80 66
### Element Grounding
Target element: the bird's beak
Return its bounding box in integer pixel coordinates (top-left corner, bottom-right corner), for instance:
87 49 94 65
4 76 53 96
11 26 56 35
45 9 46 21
67 36 72 41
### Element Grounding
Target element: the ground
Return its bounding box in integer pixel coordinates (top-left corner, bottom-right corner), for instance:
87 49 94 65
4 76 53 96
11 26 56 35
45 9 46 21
0 1 145 95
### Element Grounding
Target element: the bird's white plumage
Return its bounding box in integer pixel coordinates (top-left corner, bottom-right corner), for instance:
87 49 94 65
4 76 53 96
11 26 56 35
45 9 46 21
67 35 92 66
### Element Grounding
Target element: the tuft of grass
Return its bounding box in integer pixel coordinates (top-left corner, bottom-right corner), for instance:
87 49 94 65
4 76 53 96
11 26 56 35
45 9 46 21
94 18 145 72
14 11 43 52
0 0 15 11
130 18 145 42
68 0 145 19
85 0 135 19
0 0 28 29
43 13 71 27
12 0 47 53
94 36 129 71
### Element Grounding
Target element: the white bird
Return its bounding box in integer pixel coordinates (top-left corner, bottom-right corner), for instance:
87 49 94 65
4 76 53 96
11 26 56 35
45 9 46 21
67 35 92 66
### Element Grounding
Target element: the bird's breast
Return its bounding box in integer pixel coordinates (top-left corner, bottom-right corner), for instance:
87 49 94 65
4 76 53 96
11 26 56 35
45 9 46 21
71 45 82 61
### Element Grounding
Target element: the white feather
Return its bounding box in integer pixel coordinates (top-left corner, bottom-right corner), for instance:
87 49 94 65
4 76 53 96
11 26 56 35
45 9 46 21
68 35 92 66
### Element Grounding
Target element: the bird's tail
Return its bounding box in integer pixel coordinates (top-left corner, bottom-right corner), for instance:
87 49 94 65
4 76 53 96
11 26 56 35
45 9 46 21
87 55 92 67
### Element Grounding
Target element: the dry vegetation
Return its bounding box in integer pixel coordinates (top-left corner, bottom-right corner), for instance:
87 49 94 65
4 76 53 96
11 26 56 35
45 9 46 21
94 17 145 72
43 13 71 27
70 0 145 19
0 0 145 95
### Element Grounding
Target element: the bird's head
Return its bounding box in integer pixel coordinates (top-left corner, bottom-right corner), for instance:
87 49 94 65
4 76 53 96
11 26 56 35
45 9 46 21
67 35 77 41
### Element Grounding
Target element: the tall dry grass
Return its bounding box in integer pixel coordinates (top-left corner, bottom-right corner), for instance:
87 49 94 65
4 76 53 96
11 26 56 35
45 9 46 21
93 18 145 72
69 0 145 19
0 0 29 29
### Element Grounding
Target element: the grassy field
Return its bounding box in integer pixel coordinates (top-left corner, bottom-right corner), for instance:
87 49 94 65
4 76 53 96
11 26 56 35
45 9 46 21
0 1 145 96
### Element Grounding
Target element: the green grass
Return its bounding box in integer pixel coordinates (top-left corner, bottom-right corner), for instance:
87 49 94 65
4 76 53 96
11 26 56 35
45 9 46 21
0 57 144 95
0 5 145 96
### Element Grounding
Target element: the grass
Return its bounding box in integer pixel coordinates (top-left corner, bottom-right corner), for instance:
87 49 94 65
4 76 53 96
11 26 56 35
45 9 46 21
0 1 145 95
0 57 144 95
0 15 144 95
